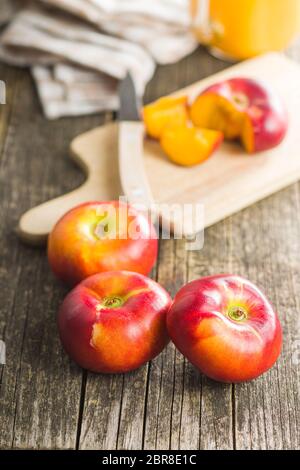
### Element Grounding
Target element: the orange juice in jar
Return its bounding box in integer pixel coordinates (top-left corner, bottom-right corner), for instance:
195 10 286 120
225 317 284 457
191 0 300 60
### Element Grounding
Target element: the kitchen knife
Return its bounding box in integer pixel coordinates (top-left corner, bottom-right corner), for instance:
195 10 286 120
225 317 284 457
118 73 154 212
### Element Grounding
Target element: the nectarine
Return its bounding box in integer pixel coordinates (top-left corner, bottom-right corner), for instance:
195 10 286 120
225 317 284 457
167 274 282 382
48 201 158 286
143 95 188 139
190 78 288 153
58 271 172 373
160 124 223 166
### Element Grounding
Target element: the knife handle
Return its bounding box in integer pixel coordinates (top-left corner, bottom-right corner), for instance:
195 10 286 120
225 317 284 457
118 121 154 211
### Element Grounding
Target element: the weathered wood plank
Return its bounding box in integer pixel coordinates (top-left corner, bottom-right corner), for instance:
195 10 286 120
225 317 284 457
233 187 300 449
144 47 229 105
143 239 188 450
0 64 21 449
0 66 18 156
0 67 108 449
78 372 124 449
187 221 234 450
79 262 158 451
168 244 197 451
116 367 149 450
143 230 234 450
231 45 300 451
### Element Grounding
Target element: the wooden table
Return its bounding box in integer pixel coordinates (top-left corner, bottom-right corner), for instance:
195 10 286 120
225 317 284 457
1 22 300 450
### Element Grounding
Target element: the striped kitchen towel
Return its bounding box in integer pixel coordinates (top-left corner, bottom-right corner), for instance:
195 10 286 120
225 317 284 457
0 0 197 119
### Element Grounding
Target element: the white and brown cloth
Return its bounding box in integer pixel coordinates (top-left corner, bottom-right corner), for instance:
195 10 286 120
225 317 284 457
0 0 197 119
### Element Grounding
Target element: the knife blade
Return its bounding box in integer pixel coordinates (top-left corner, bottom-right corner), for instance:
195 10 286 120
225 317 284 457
118 72 141 122
118 73 154 211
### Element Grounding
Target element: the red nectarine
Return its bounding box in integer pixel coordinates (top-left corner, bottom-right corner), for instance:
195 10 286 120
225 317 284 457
190 78 288 153
167 274 282 382
58 271 172 373
48 201 158 286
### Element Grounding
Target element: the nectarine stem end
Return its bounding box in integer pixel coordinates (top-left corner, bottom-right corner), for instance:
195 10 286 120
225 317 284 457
228 305 247 322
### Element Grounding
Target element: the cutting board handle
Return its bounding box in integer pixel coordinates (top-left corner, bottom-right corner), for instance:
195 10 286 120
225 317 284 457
18 123 121 245
18 182 97 245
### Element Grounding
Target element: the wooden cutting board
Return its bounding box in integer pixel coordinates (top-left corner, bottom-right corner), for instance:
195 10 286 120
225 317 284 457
19 53 300 245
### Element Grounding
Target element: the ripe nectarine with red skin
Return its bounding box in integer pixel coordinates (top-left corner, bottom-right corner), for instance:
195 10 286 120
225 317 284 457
48 201 158 286
190 78 288 153
58 271 172 373
167 274 282 383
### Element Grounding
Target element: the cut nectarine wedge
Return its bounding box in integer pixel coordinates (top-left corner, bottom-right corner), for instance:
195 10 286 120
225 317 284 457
143 95 188 139
190 93 244 140
160 124 223 167
190 78 288 153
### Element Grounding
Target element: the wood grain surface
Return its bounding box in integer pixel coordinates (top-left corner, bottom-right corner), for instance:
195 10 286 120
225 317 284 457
0 4 299 449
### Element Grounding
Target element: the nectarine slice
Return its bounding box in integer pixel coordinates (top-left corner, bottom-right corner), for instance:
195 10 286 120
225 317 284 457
190 93 244 140
190 78 288 154
160 124 223 167
143 95 188 139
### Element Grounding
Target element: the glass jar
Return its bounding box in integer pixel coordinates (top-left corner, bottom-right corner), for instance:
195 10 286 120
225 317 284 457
190 0 300 61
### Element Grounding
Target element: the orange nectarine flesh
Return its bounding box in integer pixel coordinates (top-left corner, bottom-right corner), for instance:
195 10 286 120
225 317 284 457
190 93 244 140
143 95 188 139
240 115 255 153
160 124 223 167
190 78 288 154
